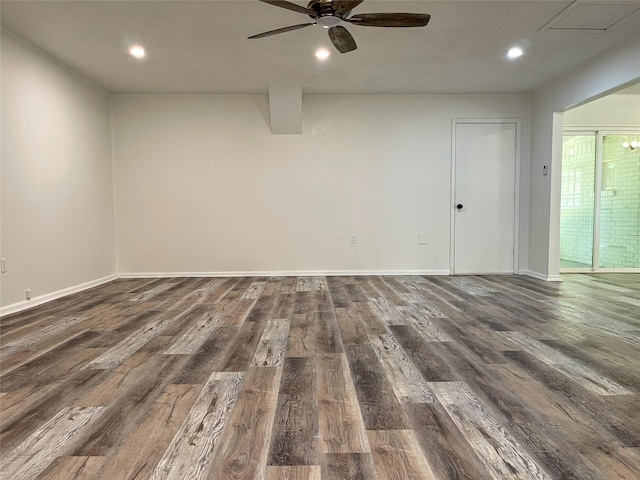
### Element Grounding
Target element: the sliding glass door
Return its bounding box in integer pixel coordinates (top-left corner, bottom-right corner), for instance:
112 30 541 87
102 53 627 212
560 131 640 272
598 134 640 269
560 134 596 269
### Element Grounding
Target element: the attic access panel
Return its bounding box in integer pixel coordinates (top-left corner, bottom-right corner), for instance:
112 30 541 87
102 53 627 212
541 1 640 32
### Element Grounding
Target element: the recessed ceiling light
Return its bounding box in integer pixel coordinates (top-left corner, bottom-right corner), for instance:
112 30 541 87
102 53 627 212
129 45 146 59
315 48 330 60
507 47 523 59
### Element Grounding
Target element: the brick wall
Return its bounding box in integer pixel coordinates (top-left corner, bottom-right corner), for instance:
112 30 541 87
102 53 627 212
599 135 640 268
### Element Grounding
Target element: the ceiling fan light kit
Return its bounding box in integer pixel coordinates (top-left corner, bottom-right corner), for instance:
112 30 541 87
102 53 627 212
249 0 431 54
317 16 342 28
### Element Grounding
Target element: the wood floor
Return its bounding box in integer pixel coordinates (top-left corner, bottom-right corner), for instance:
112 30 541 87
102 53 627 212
1 274 639 479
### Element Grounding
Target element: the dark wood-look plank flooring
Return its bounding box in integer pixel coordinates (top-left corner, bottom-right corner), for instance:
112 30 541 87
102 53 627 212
1 274 639 479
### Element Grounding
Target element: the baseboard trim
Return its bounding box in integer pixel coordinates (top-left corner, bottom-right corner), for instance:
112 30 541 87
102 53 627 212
9 268 564 316
0 274 118 317
118 270 451 279
519 270 564 282
545 275 563 282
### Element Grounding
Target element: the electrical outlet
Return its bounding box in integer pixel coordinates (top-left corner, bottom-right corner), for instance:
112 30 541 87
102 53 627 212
350 234 357 244
26 289 32 300
1 258 6 273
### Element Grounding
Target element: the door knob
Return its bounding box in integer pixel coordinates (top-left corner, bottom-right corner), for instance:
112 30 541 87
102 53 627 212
456 204 464 210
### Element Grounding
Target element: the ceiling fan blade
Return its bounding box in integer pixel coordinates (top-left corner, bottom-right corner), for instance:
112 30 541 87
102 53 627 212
258 0 317 17
346 13 431 27
248 23 315 39
328 25 357 53
333 0 364 15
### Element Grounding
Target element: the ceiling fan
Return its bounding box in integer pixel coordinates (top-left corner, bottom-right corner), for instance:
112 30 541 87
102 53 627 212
248 0 431 54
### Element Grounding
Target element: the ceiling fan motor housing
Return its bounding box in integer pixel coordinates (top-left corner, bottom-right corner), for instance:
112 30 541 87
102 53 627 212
308 0 346 20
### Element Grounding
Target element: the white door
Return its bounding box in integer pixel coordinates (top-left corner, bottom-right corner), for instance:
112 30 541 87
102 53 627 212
453 122 517 274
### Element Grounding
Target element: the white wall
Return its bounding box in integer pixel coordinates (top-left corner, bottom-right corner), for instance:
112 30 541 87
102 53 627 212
112 94 531 276
529 33 640 280
1 31 116 311
564 93 640 127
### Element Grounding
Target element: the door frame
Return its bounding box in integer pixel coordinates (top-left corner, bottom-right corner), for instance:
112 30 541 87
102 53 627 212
450 119 521 275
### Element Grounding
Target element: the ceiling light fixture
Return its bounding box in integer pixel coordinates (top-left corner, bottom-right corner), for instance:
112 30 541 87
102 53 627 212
507 47 523 59
129 45 146 59
315 48 330 60
622 138 639 150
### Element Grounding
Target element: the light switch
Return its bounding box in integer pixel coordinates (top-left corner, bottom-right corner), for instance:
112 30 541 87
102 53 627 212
418 233 428 245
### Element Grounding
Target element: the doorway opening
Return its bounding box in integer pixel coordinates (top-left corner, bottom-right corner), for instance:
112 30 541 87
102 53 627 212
560 131 640 272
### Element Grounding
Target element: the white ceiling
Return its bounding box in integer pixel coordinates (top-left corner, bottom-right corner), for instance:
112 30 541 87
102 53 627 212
2 0 640 95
